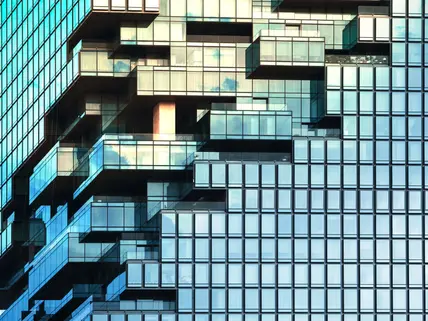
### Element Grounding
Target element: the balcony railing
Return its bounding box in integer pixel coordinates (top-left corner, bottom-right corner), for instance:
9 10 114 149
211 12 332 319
148 200 226 221
273 0 389 9
198 109 293 140
93 299 175 312
68 0 159 50
0 218 45 257
253 29 321 41
0 290 29 321
26 199 131 299
0 222 13 256
189 151 291 163
343 9 390 53
79 49 135 77
246 32 325 80
29 143 88 206
73 135 202 199
28 233 118 299
70 198 158 242
42 285 103 321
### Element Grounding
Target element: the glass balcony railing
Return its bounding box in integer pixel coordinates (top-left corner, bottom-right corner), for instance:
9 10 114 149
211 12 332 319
95 300 176 312
273 0 387 9
41 205 68 246
148 201 226 222
106 272 126 301
65 297 93 321
0 218 44 257
0 290 29 321
26 198 156 299
79 49 135 77
65 298 175 321
136 65 248 95
296 127 342 138
246 33 325 79
0 222 13 256
29 143 88 205
255 37 325 65
28 233 117 299
119 21 186 45
198 109 293 140
189 151 291 163
343 13 390 50
27 199 135 299
253 29 321 41
73 135 201 199
31 199 153 261
44 285 103 318
68 40 140 78
70 198 154 238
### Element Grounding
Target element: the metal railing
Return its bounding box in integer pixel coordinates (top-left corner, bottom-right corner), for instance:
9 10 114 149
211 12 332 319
325 55 389 65
188 151 291 163
254 29 322 41
101 133 203 142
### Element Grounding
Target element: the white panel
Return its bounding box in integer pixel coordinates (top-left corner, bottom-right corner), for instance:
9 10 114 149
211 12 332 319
128 0 143 10
93 0 109 9
145 0 159 12
112 0 126 10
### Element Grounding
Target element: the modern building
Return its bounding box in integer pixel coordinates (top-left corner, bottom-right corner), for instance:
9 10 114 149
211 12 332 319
0 0 425 320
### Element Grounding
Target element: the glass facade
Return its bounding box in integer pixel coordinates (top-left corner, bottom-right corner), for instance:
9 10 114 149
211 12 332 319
0 1 426 321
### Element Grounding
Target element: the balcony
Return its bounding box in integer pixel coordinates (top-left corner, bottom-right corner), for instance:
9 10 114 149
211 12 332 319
28 232 119 300
58 96 106 144
0 269 28 309
48 43 137 124
41 285 103 321
197 107 292 151
192 153 291 189
273 0 389 9
0 218 45 268
71 197 158 242
0 218 45 306
246 30 325 80
73 134 202 203
343 7 390 55
26 195 163 300
110 23 171 58
68 0 159 50
0 290 29 321
62 299 175 321
29 143 89 208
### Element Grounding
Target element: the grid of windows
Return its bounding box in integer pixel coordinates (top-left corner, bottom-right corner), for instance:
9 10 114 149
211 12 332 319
149 208 428 315
2 0 428 321
0 0 91 208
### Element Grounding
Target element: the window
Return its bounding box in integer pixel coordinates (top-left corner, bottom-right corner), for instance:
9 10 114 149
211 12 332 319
261 164 275 187
228 189 242 211
211 163 225 187
245 163 259 187
127 262 142 287
228 163 242 186
195 163 209 187
178 289 193 312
